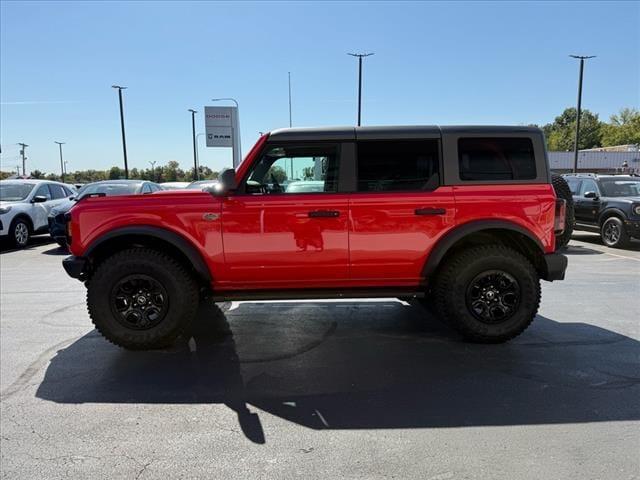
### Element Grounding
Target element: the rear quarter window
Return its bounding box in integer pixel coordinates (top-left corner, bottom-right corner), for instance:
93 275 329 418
458 137 536 181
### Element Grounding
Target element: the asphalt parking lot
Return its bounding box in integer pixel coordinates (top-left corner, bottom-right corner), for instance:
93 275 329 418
1 233 639 479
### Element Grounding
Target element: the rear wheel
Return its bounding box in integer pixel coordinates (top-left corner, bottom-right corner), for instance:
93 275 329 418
600 216 630 248
87 248 199 350
552 174 574 250
10 217 30 248
433 245 540 343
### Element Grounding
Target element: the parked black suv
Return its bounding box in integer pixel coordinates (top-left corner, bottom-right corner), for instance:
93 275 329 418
563 173 640 248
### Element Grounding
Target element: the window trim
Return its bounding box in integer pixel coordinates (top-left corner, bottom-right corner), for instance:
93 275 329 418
353 138 443 194
237 140 346 196
441 132 550 185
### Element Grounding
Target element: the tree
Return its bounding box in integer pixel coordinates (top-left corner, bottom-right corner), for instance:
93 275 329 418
601 108 640 147
543 107 603 151
31 169 45 179
108 166 124 179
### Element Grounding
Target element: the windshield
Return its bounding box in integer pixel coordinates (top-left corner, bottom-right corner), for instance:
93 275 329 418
77 183 140 197
599 179 640 197
0 183 35 201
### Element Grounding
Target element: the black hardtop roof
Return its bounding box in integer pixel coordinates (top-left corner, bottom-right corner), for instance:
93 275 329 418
268 125 542 141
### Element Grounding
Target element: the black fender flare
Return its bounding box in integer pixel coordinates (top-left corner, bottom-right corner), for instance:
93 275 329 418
598 207 627 226
422 219 544 279
85 225 212 283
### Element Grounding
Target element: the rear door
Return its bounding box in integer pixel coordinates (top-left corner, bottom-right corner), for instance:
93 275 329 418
30 184 53 230
348 135 455 286
220 142 350 290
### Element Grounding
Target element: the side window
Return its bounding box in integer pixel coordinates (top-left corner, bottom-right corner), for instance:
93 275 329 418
141 184 152 194
49 184 67 199
565 178 581 195
357 140 440 192
245 144 339 194
579 179 599 196
458 137 536 181
34 184 52 200
150 184 162 192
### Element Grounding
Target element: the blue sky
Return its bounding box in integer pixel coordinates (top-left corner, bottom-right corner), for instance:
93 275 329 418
1 1 638 175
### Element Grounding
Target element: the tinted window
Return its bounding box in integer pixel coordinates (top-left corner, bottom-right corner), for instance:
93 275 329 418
458 137 536 181
49 184 67 199
141 184 152 194
34 184 52 200
565 177 581 194
357 140 439 192
579 179 599 196
246 144 339 194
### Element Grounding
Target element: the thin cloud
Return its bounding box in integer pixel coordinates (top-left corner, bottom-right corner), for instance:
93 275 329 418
0 100 81 105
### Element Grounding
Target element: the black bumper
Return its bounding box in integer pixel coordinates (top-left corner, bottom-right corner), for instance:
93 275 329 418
542 252 568 281
62 256 87 279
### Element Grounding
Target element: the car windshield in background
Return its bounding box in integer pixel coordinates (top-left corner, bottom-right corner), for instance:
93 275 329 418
599 179 640 197
186 181 218 190
78 183 140 197
0 183 35 201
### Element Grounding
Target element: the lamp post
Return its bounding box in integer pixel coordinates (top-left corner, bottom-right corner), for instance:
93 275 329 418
111 85 129 178
211 97 242 167
149 160 156 182
569 55 596 173
188 109 198 180
54 141 65 182
347 52 374 126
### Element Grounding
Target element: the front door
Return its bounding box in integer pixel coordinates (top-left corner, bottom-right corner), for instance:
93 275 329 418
575 178 601 224
220 142 349 290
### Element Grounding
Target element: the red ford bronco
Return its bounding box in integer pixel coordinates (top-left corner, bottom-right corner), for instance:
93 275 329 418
62 126 567 349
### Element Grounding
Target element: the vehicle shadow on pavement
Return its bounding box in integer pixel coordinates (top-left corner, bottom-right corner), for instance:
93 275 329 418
36 300 640 444
571 233 640 252
0 236 54 254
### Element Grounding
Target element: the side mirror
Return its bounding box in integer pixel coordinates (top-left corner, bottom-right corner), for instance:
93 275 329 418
32 195 48 203
584 191 599 199
212 168 238 195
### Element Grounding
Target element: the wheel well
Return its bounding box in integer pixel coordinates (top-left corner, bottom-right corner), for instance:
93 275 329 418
11 214 34 232
433 228 546 279
86 234 211 288
599 210 624 227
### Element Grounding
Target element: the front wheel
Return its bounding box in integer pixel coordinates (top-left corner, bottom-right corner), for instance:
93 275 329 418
87 248 199 350
10 217 30 248
433 245 541 343
600 217 630 248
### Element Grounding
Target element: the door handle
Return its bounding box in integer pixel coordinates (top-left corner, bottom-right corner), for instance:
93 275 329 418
415 207 446 216
308 210 340 218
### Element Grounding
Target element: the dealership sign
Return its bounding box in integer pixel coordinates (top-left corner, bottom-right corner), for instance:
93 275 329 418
204 106 242 166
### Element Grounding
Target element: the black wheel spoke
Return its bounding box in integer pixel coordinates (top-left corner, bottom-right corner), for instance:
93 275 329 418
466 270 521 324
109 274 169 330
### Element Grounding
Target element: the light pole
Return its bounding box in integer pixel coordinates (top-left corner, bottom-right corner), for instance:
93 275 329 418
569 55 596 173
211 97 242 167
195 132 205 172
149 160 156 182
54 141 65 182
18 143 28 176
348 52 374 126
288 72 293 127
112 85 129 178
188 109 198 181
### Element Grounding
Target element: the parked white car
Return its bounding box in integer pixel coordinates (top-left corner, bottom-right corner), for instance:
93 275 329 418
0 179 76 248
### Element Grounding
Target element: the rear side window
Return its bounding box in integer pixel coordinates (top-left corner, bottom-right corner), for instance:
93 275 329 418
565 178 581 194
458 137 536 181
357 140 440 192
49 184 67 199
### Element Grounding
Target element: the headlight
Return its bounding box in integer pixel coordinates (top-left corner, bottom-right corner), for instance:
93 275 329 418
633 205 640 216
0 206 12 215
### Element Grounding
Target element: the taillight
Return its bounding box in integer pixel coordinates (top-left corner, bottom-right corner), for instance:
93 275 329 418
554 199 566 234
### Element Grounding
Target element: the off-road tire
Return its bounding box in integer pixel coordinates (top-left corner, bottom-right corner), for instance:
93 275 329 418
552 174 574 250
433 245 541 343
87 248 199 350
600 216 630 248
9 217 30 248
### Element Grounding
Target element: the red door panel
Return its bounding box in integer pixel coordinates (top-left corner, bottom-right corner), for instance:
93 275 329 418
348 187 456 286
218 194 349 290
